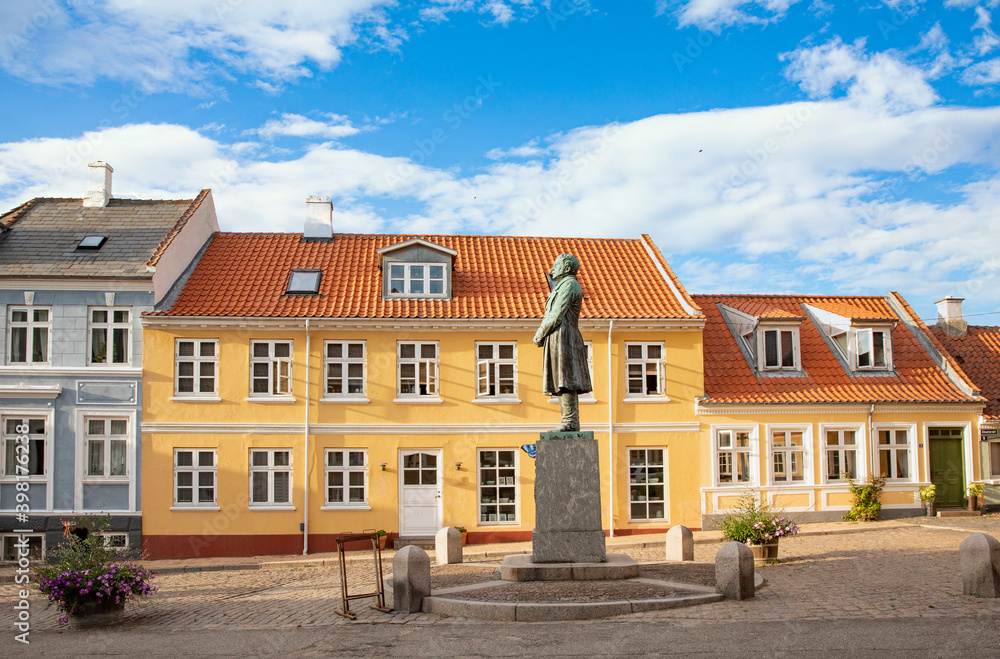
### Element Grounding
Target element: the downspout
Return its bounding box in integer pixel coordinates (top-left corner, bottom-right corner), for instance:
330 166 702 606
868 403 875 478
303 318 311 555
608 319 615 538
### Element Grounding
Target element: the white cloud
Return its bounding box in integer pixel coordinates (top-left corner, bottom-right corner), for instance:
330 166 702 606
782 38 938 113
972 5 1000 54
962 56 1000 83
485 140 545 159
660 0 805 30
250 114 365 140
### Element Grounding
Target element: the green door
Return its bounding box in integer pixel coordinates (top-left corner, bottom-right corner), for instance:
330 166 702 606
929 428 965 507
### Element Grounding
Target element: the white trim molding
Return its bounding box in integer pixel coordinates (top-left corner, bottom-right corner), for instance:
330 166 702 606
142 421 701 435
0 384 62 399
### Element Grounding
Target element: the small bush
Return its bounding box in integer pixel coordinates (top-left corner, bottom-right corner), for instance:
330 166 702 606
843 474 887 521
719 491 799 545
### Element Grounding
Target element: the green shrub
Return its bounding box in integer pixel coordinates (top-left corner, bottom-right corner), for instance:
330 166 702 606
843 474 887 521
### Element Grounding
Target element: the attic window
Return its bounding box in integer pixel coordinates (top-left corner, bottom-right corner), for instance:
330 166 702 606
388 263 446 297
77 236 107 250
286 269 322 295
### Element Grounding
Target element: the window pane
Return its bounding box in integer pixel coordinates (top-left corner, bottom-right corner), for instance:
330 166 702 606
764 330 778 367
110 420 127 435
273 451 290 467
718 431 731 448
781 331 794 367
92 310 108 323
178 341 195 357
112 328 128 362
390 264 404 278
498 344 514 359
429 265 444 279
274 342 290 358
91 328 107 363
627 345 642 359
198 451 214 467
347 343 364 359
429 280 443 294
88 419 105 435
736 453 750 482
400 343 415 359
176 451 193 467
992 443 1000 478
200 342 215 357
10 327 26 362
873 331 886 367
328 451 343 467
251 451 268 467
252 472 269 503
11 310 27 322
420 344 436 359
177 472 192 487
349 451 364 466
273 472 290 503
113 310 129 323
410 280 424 294
253 343 270 358
88 441 104 476
110 440 127 476
32 327 47 362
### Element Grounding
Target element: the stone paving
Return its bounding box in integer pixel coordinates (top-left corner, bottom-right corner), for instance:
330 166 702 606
5 517 1000 633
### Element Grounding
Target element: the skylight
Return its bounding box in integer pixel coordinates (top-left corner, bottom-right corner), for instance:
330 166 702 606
77 235 107 250
287 269 322 295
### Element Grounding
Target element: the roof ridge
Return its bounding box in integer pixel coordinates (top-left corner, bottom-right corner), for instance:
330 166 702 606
147 189 211 268
694 293 888 300
0 198 42 229
639 233 702 316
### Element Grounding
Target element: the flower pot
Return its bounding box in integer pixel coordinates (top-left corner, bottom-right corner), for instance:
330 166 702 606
460 531 468 546
69 599 125 630
968 497 979 512
925 502 937 517
378 535 388 550
750 541 779 564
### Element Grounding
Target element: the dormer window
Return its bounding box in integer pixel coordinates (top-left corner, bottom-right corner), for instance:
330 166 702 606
378 237 456 300
761 328 797 370
389 263 445 296
856 327 890 370
721 304 803 374
286 269 322 295
77 235 107 250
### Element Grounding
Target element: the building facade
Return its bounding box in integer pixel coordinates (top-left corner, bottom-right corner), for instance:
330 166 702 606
0 162 218 559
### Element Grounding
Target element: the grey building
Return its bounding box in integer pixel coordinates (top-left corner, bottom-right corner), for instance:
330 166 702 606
0 162 218 558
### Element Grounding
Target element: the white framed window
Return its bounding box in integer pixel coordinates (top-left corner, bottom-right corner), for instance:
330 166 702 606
286 269 322 295
824 428 858 482
96 532 128 552
629 448 666 521
84 418 128 479
387 262 447 297
174 449 216 506
325 449 367 507
1 534 44 561
770 428 808 484
2 416 47 479
250 449 292 506
175 339 218 395
397 341 439 397
251 341 292 396
478 449 517 524
324 342 366 397
990 440 1000 479
625 342 665 397
476 343 517 399
88 308 130 365
759 327 798 371
7 307 50 364
716 429 752 486
856 328 890 370
877 428 912 480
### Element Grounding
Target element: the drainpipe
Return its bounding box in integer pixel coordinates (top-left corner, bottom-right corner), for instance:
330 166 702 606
303 318 311 555
868 403 875 478
608 319 615 538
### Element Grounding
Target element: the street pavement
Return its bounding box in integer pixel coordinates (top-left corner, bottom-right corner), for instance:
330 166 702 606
4 517 1000 656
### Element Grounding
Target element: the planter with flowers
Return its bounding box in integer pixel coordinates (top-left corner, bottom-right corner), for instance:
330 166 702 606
919 484 937 517
35 518 156 629
968 482 985 512
718 491 799 564
455 526 468 546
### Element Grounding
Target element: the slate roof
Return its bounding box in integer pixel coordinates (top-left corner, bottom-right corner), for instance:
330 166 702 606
695 293 979 405
931 325 1000 419
152 232 701 320
0 192 210 279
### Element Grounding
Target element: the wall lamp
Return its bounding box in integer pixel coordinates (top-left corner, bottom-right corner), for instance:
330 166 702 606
379 463 387 471
454 462 463 471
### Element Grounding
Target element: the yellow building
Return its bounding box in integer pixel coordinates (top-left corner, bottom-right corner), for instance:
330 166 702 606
140 199 705 558
692 293 985 526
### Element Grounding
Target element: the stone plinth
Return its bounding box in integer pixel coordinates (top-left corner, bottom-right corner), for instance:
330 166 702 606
435 526 463 565
532 431 605 564
960 532 1000 597
501 553 638 582
716 541 754 601
392 545 431 613
666 525 694 562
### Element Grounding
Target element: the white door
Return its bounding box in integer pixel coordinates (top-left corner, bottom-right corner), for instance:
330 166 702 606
399 450 442 536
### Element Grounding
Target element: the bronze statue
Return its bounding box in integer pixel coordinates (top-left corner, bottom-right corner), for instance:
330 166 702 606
533 253 593 431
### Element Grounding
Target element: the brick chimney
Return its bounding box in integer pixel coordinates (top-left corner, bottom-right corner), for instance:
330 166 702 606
935 296 968 336
83 161 113 208
304 195 333 241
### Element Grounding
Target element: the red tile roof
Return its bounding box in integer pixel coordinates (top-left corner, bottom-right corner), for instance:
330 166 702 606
722 299 804 320
154 232 700 320
695 294 979 405
931 325 1000 419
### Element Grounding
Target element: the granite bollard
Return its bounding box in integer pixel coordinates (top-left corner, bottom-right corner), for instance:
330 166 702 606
393 545 431 613
716 541 754 600
666 525 694 562
435 526 463 565
960 532 1000 598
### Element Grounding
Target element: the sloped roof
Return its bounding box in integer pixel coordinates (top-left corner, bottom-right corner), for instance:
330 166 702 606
695 294 978 405
722 299 804 320
931 325 1000 419
152 232 701 320
0 192 210 279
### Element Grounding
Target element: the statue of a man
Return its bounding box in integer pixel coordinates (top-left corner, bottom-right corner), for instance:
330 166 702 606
533 253 593 432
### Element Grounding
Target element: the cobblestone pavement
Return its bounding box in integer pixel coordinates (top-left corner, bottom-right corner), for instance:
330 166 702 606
6 520 1000 633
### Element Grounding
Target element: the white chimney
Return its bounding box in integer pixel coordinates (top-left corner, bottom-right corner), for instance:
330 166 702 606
83 161 113 208
304 195 333 240
935 296 968 336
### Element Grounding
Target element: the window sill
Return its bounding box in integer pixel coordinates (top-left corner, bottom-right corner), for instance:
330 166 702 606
320 397 370 404
622 397 670 403
170 506 220 511
244 396 296 403
81 478 130 484
628 518 668 523
478 521 519 526
321 505 372 511
393 397 443 404
171 396 222 403
248 505 296 511
473 398 521 405
548 397 597 404
0 477 47 483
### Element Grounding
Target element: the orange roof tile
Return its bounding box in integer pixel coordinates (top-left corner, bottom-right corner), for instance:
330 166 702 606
931 325 1000 419
695 294 978 405
154 233 700 320
806 300 896 322
722 299 804 320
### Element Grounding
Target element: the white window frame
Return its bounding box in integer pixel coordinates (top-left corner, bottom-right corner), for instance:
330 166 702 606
767 425 812 485
989 439 1000 480
7 306 51 365
1 414 52 487
1 533 45 562
173 449 217 507
96 532 129 552
250 340 293 398
323 341 367 399
88 307 131 366
174 339 218 397
821 426 863 484
624 342 666 398
628 447 667 522
387 262 448 298
875 424 916 482
855 327 892 371
396 341 440 400
478 449 518 525
758 326 799 371
323 449 368 509
715 427 756 487
475 342 518 401
82 417 130 481
249 449 293 508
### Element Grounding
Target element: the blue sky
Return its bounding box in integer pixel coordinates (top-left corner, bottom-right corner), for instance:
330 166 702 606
1 0 999 323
